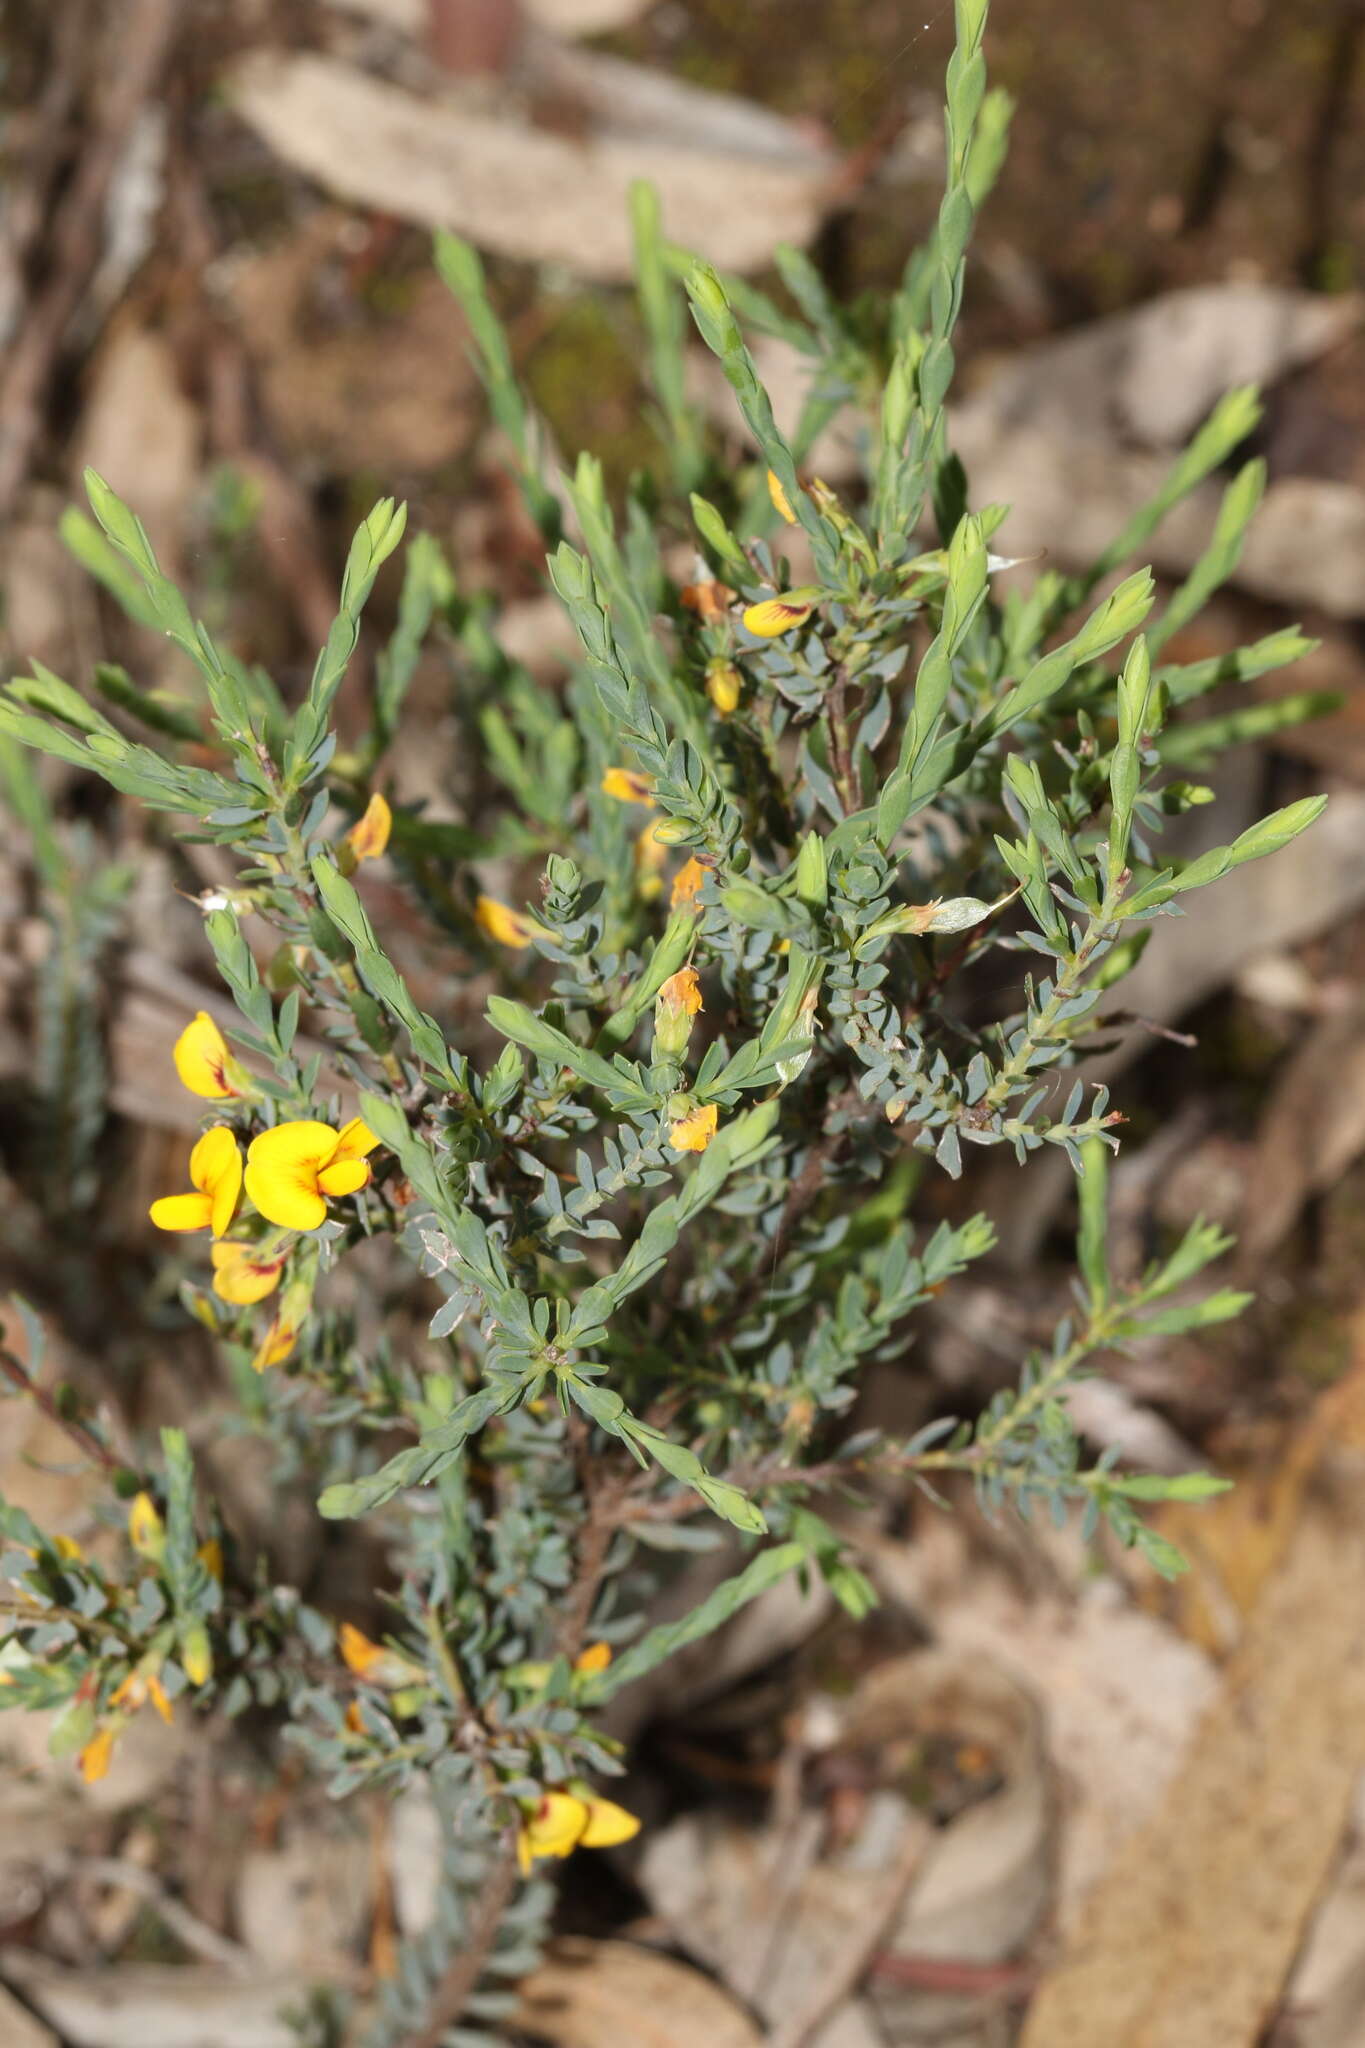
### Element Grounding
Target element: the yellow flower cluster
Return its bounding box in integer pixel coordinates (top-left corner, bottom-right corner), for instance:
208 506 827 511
515 1788 640 1873
77 1495 226 1782
151 1013 381 1369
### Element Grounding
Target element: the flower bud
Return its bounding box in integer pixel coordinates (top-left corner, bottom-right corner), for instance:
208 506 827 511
705 659 742 717
767 468 797 524
182 1624 213 1689
128 1492 165 1562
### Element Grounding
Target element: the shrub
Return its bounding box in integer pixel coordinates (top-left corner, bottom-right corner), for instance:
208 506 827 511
0 0 1324 2038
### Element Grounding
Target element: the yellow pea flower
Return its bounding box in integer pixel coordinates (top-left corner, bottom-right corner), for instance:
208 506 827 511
635 820 669 902
172 1011 255 1100
149 1126 243 1238
52 1534 83 1563
574 1641 612 1676
244 1118 378 1232
344 792 392 864
78 1727 115 1785
658 968 703 1019
197 1538 224 1583
679 579 735 620
579 1794 640 1849
251 1299 306 1375
516 1791 589 1872
127 1492 165 1561
654 966 703 1060
767 467 798 523
668 1102 719 1154
705 659 742 717
600 767 656 805
474 895 547 950
742 596 815 638
671 857 708 911
339 1622 423 1688
211 1241 287 1306
111 1667 174 1725
514 1788 640 1873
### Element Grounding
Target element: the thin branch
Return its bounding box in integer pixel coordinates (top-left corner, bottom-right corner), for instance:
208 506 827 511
397 1830 521 2048
0 1346 129 1481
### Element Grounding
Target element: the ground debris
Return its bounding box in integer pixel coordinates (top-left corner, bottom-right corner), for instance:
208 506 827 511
1020 1326 1365 2048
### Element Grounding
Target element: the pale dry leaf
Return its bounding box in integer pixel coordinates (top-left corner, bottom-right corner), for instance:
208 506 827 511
641 1646 1051 2044
1144 1330 1365 1655
0 1957 300 2048
325 0 656 34
234 1821 371 1977
526 41 831 162
1238 1000 1365 1263
89 108 168 322
863 1514 1215 1924
1020 1321 1365 2048
848 1652 1051 1974
952 416 1365 617
517 1938 763 2048
227 53 835 282
1 496 102 677
524 0 657 30
1280 1774 1365 2048
640 1816 887 2048
970 285 1360 449
0 1982 57 2048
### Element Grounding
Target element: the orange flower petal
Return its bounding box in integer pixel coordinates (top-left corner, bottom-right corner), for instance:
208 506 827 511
79 1728 115 1784
657 968 703 1018
474 895 544 950
668 1103 719 1154
339 1623 384 1678
679 580 735 620
670 857 708 911
251 1312 302 1374
346 792 392 863
600 768 656 806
